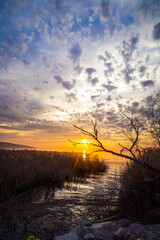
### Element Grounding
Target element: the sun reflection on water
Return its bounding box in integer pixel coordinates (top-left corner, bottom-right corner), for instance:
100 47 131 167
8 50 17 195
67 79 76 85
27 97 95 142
83 149 86 160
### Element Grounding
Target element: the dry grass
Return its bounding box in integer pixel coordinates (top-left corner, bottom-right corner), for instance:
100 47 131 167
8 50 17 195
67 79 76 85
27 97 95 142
0 150 107 201
118 147 160 222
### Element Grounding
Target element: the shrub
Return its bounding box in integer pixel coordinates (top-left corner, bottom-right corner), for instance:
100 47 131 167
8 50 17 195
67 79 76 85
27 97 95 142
118 147 160 222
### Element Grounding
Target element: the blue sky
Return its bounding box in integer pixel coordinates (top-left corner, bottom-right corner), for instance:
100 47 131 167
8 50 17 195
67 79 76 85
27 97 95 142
0 0 160 150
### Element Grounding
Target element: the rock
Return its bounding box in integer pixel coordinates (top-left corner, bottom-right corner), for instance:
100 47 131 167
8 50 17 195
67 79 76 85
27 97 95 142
54 231 79 240
127 222 148 236
114 227 127 239
148 232 160 240
105 232 115 240
123 231 139 240
75 219 92 238
84 221 118 239
116 219 132 228
83 233 95 239
145 225 160 232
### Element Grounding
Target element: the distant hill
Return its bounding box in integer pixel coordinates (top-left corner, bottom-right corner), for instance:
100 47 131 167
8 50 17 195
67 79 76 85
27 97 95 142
0 142 34 149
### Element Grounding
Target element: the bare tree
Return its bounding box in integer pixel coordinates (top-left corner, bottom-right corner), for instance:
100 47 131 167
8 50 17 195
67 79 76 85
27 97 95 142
143 92 160 147
69 116 160 175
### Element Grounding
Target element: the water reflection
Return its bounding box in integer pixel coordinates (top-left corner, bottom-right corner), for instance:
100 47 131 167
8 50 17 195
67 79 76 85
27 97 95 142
83 149 86 160
55 161 125 209
0 161 126 240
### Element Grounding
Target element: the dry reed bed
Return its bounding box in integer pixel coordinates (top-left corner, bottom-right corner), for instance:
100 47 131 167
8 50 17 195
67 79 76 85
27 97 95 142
118 147 160 222
0 149 107 200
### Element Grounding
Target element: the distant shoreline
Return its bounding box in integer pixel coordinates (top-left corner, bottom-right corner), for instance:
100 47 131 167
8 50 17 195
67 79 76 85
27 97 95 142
0 142 34 149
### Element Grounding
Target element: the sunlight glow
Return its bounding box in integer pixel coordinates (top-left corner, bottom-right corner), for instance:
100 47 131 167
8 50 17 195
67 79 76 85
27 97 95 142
81 139 87 144
83 149 86 160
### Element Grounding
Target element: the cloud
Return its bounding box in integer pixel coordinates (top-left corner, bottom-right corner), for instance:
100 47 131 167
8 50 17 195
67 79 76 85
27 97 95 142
97 102 105 108
54 75 63 83
91 95 100 101
54 75 75 90
105 110 118 123
153 22 160 40
106 95 112 101
123 65 135 83
28 100 43 112
105 51 111 59
3 37 15 47
104 62 114 77
141 80 154 88
103 84 117 92
50 95 55 100
139 66 146 73
85 68 98 85
101 0 109 18
62 80 76 90
132 102 139 108
85 68 96 76
120 36 139 63
43 81 49 85
130 36 139 49
120 14 134 27
0 89 44 124
69 43 82 63
92 110 105 121
98 55 106 62
65 91 77 102
48 0 65 10
138 0 160 19
3 36 27 55
145 95 153 104
22 59 31 65
74 65 83 74
90 77 99 86
0 119 68 133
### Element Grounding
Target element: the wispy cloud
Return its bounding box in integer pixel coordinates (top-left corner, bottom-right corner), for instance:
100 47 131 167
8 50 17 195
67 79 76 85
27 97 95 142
0 0 159 147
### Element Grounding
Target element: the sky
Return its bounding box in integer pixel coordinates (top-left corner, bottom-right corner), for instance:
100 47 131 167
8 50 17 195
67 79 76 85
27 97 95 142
0 0 160 153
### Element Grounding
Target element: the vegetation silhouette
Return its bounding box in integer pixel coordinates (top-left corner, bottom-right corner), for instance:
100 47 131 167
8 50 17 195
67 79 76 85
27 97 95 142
70 91 160 174
0 150 107 201
70 91 160 221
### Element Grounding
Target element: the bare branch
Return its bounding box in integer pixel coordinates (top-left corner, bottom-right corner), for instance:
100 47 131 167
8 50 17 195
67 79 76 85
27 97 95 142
70 117 160 175
86 149 104 156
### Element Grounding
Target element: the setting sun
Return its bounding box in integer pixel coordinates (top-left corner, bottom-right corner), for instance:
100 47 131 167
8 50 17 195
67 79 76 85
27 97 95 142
81 139 87 144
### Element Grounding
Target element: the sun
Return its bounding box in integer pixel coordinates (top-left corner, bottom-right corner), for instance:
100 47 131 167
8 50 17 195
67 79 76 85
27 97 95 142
81 139 87 144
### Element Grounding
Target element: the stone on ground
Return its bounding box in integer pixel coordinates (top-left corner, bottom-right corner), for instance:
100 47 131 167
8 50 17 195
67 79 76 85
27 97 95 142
116 219 132 228
54 231 79 240
83 232 95 239
84 221 118 239
75 219 92 238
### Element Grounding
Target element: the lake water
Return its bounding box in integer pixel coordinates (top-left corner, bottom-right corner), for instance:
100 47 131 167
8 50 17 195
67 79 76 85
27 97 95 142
55 161 125 201
0 161 126 240
49 160 126 235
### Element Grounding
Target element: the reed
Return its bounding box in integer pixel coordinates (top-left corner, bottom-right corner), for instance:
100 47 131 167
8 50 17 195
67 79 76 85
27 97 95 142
118 147 160 222
0 150 107 200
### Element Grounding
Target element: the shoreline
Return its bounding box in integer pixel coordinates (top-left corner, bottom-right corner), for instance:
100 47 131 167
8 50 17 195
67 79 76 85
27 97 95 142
54 218 160 240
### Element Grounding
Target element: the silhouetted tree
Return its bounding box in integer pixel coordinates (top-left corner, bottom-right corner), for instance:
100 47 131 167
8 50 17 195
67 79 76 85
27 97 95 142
143 92 160 147
70 114 160 175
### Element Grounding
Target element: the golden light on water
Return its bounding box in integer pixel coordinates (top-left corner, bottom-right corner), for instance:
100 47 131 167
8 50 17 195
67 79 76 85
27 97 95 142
81 139 88 159
83 149 86 160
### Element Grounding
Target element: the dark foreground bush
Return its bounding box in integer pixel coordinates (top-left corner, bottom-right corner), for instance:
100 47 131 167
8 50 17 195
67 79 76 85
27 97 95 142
118 147 160 222
0 150 107 200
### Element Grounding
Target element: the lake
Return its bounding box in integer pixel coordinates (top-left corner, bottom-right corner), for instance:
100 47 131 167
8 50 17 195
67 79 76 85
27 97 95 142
48 161 126 235
0 160 126 240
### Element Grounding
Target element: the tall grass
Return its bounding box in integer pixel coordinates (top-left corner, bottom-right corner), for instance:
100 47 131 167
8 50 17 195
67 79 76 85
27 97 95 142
0 150 107 200
118 147 160 222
